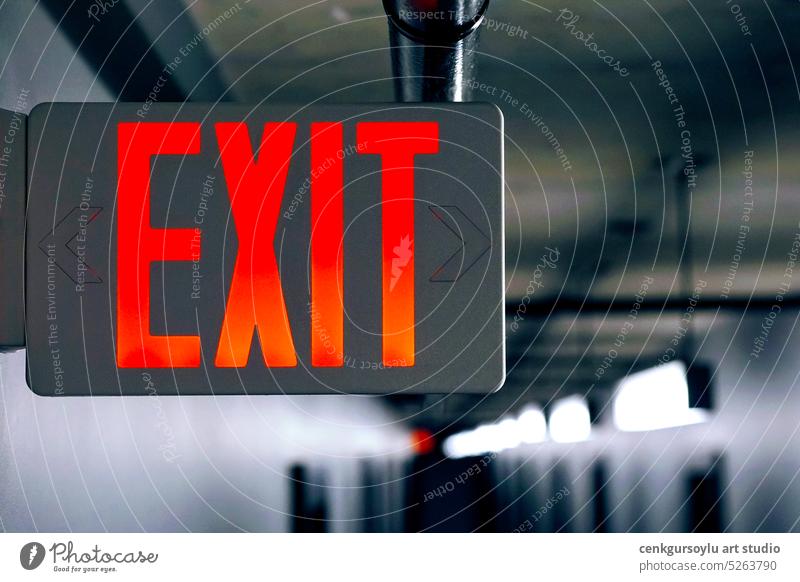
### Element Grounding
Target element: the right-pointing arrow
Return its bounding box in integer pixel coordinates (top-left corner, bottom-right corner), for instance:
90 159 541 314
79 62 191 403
429 205 491 283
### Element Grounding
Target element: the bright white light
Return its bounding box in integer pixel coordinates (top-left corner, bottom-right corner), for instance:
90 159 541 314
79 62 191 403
613 361 709 432
442 431 471 458
517 407 547 443
444 415 532 458
442 406 551 458
472 424 503 453
443 426 490 458
496 419 523 450
548 396 591 443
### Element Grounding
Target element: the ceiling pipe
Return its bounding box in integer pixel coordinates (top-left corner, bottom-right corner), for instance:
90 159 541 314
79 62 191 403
383 0 491 102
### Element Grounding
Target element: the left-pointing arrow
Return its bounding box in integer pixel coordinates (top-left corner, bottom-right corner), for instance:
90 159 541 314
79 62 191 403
38 206 103 285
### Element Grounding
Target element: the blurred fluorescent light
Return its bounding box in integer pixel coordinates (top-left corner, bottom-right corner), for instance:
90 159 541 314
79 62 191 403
444 362 711 456
613 361 709 432
548 396 591 443
496 419 523 450
472 424 503 453
443 406 547 458
517 407 547 443
443 426 489 458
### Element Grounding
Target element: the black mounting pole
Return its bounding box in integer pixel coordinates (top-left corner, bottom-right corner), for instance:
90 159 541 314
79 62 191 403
383 0 491 102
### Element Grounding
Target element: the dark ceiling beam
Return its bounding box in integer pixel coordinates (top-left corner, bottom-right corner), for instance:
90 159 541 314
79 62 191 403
41 0 195 101
506 295 800 317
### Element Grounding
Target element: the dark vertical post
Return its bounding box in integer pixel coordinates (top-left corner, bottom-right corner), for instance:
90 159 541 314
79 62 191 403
687 456 726 533
0 108 26 349
383 0 491 102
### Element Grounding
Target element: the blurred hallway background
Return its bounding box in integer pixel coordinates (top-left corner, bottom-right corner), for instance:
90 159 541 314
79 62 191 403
2 0 800 532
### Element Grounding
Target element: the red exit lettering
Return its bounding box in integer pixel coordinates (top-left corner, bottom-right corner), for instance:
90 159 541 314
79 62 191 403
116 121 439 370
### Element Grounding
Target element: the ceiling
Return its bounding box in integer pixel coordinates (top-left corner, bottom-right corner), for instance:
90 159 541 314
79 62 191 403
186 0 800 295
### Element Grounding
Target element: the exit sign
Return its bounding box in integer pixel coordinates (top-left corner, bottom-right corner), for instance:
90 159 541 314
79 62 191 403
25 103 504 396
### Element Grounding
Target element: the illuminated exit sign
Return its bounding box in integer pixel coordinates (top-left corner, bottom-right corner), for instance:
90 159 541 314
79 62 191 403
25 103 504 396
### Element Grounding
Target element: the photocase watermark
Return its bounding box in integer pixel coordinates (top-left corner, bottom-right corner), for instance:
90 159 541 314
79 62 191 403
652 60 698 191
74 176 95 294
390 235 413 291
190 174 215 300
595 275 654 380
519 105 573 173
20 542 46 570
463 81 572 172
86 0 121 23
725 0 753 37
45 244 64 395
422 452 497 502
750 224 800 360
512 486 571 532
721 150 755 299
142 372 180 463
137 3 244 118
308 303 407 369
510 247 560 333
556 9 629 77
482 16 529 39
48 541 158 574
283 140 369 221
21 539 159 574
396 9 462 20
0 87 29 214
658 279 708 365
